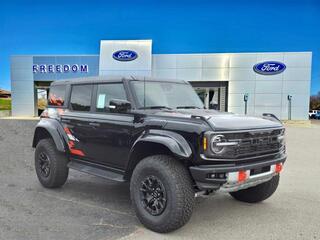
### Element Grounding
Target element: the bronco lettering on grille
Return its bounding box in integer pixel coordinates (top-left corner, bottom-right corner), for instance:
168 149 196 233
250 137 276 145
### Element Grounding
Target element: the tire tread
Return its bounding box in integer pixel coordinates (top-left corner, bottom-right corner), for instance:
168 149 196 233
35 138 69 188
130 155 195 233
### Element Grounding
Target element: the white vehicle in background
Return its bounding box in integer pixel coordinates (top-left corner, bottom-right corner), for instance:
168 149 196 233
309 110 320 119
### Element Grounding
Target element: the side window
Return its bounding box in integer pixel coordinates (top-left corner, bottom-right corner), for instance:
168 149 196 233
70 84 93 111
96 83 127 112
48 85 66 106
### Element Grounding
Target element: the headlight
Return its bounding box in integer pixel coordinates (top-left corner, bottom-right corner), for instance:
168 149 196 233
211 135 227 154
203 132 238 157
211 134 239 154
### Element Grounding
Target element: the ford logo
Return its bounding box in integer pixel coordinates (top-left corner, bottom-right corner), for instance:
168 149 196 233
112 50 138 61
253 61 286 75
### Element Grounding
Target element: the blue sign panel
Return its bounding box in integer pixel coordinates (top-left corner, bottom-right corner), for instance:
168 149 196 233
253 61 286 75
112 50 138 61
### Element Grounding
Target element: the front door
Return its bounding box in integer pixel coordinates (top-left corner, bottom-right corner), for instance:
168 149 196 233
86 82 134 169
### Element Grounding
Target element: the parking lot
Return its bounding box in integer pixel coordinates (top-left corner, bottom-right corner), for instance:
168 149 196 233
0 119 320 240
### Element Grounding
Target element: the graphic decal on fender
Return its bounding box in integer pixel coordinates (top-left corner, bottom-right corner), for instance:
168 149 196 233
63 127 85 156
67 141 85 157
64 127 78 142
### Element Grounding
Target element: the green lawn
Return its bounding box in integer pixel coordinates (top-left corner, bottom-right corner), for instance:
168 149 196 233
0 98 11 110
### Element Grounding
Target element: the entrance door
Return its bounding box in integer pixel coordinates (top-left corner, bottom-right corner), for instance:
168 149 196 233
190 81 228 112
195 88 220 110
35 81 52 116
36 88 48 116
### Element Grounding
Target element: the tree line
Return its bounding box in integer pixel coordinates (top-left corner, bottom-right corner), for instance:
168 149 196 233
310 91 320 110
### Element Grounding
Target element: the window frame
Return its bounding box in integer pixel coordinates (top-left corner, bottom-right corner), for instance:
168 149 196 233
69 83 94 113
92 81 130 114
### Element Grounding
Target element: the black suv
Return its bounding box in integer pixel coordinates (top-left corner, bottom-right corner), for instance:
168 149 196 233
33 76 286 233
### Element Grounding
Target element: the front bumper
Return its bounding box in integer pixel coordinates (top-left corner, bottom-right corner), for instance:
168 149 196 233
189 155 286 192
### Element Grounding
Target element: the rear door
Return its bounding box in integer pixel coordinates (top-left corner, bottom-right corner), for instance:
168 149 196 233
60 84 95 160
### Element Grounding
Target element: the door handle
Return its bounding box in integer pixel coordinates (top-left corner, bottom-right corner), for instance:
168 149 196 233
89 122 100 127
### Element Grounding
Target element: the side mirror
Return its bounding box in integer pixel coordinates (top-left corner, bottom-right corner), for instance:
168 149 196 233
109 99 131 113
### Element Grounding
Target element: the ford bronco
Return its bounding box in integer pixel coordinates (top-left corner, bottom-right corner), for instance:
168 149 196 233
33 76 286 233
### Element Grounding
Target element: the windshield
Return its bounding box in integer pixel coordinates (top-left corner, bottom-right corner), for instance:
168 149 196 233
131 81 204 109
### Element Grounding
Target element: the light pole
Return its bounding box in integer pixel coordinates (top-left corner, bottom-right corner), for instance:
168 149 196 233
244 93 249 115
287 95 292 120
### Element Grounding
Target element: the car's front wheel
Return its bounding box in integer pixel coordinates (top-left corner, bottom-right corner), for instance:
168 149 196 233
130 155 195 233
229 175 280 203
35 138 69 188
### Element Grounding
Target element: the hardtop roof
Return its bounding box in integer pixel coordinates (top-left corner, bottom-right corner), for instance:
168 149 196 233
51 76 188 86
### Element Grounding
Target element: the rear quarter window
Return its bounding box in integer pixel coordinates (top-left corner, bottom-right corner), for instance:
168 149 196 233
48 85 66 106
70 84 93 111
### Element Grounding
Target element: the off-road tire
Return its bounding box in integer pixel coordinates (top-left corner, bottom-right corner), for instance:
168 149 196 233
35 138 69 188
229 175 280 203
130 155 195 233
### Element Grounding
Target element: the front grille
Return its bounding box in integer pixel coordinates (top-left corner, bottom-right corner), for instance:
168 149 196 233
236 140 280 156
223 128 285 159
226 129 282 140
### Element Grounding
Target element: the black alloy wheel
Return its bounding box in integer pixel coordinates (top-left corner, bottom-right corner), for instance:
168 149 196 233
130 155 195 233
38 152 51 178
35 139 69 188
140 175 167 216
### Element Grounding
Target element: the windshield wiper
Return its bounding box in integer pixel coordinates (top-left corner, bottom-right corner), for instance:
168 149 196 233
176 106 201 109
139 106 173 110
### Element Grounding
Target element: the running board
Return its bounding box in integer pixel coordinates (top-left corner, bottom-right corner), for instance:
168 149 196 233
68 159 126 182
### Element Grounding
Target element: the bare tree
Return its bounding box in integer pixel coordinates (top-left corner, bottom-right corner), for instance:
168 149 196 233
310 91 320 110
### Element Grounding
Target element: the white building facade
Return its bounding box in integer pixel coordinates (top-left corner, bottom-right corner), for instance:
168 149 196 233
11 40 312 119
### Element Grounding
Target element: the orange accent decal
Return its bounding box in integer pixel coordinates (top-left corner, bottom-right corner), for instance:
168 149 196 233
70 148 85 157
67 141 85 157
275 163 283 173
64 127 72 135
68 141 75 148
238 171 247 183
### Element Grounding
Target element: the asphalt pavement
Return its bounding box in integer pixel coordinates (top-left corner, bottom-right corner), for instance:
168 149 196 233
0 119 319 240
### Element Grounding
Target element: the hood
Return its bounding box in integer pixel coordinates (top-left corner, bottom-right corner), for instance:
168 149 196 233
136 109 283 131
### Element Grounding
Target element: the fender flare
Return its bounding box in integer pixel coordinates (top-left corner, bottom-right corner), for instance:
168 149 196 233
129 129 192 160
32 119 67 152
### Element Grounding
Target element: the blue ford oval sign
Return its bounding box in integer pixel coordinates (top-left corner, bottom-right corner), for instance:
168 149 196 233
112 50 138 61
253 61 286 75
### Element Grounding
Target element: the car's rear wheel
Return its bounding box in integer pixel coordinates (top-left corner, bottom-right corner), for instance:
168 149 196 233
229 175 280 203
130 155 195 233
35 138 69 188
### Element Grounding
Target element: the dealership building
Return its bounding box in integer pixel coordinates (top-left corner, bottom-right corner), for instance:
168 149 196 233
11 40 312 119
